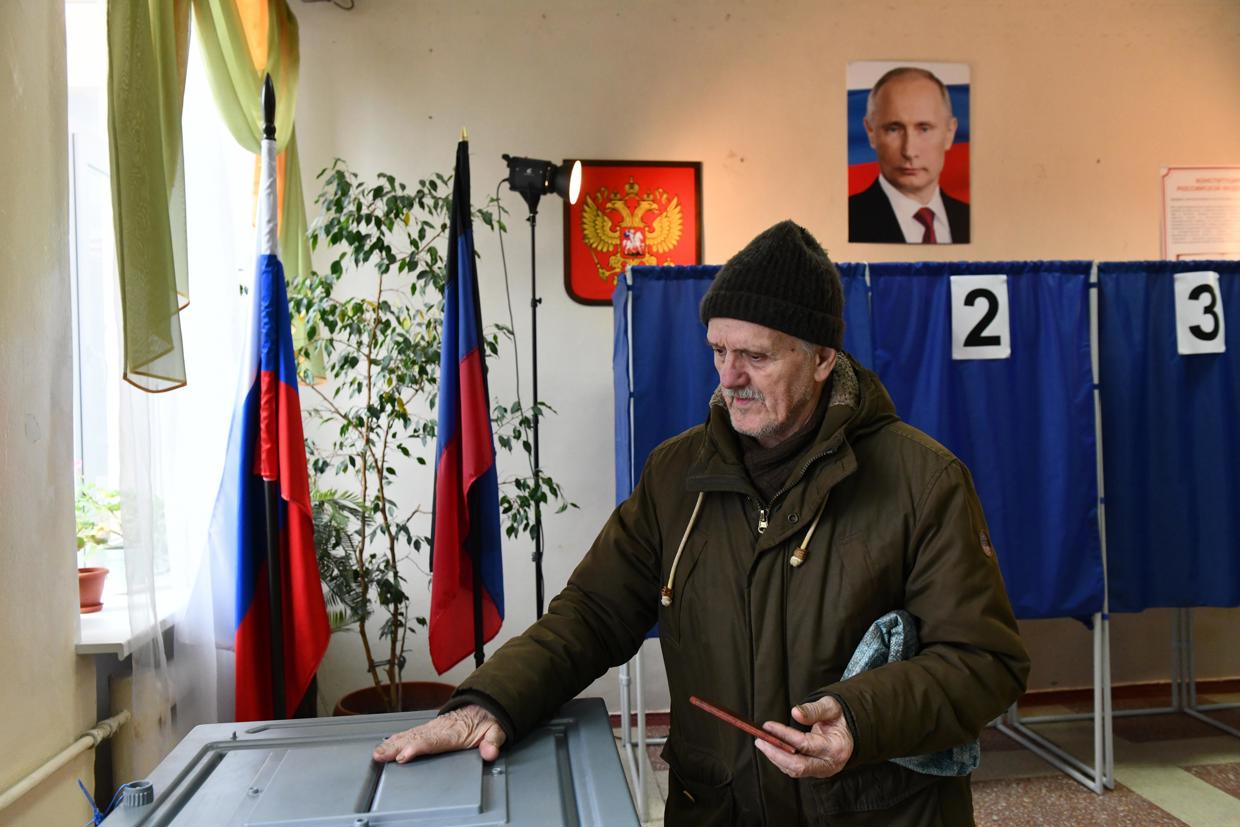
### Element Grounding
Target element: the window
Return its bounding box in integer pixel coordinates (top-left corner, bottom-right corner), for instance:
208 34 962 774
67 0 263 619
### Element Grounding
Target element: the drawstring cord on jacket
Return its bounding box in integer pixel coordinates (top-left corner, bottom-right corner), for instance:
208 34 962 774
661 491 832 605
661 493 704 606
789 493 830 567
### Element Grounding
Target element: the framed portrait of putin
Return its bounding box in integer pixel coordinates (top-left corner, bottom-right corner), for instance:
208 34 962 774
847 60 971 244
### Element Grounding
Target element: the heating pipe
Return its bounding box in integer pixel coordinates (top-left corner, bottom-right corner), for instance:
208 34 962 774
0 709 131 813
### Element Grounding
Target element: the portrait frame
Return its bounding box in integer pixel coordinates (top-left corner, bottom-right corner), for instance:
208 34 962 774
846 60 972 244
562 160 704 305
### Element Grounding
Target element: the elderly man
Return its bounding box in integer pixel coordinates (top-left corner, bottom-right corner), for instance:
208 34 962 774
375 221 1027 826
849 67 971 244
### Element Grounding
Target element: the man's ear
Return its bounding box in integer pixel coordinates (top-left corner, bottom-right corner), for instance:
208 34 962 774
863 117 878 150
814 348 838 383
944 116 958 150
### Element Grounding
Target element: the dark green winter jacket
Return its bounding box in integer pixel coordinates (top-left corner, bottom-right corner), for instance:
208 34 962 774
452 355 1029 826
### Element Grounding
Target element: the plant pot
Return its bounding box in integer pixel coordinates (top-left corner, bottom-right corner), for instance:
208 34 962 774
333 681 456 716
78 566 110 613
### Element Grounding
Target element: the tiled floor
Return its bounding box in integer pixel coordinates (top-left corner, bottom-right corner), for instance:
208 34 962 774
614 693 1240 825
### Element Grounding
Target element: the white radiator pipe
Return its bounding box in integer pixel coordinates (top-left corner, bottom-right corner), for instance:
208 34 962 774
0 709 131 813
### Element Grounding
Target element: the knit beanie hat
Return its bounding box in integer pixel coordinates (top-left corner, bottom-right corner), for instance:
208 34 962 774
699 220 845 348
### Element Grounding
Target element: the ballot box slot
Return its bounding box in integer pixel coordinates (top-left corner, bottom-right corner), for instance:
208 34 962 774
553 730 581 827
354 756 383 814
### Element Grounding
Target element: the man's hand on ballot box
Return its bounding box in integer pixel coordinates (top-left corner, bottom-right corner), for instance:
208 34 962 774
372 704 507 764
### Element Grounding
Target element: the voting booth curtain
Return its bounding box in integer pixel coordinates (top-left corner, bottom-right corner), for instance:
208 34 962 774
613 266 717 503
1099 261 1240 613
868 261 1103 621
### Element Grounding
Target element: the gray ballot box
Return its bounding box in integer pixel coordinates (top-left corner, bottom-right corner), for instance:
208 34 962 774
102 697 639 827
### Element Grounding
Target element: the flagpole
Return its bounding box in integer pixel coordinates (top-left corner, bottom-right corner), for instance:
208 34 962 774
261 74 286 720
472 530 485 668
264 483 286 719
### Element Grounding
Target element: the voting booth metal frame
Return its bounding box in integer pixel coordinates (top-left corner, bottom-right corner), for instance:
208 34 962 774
614 269 661 823
1004 261 1240 791
612 260 1240 804
1172 609 1240 738
1092 261 1240 750
991 265 1114 794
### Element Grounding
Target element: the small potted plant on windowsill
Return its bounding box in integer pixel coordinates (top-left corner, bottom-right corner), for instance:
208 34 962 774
75 480 121 613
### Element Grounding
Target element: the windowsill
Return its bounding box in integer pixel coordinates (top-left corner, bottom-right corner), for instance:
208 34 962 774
76 564 186 660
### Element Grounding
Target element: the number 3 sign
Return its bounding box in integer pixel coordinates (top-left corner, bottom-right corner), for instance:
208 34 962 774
1174 271 1226 356
950 275 1011 360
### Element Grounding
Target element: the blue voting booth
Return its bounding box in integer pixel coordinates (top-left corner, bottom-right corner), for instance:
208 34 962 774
1099 261 1240 613
867 261 1104 621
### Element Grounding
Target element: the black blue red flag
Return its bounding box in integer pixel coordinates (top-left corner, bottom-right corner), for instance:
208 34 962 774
429 139 504 673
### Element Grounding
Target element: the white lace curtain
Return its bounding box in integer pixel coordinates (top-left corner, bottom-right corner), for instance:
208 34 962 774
113 31 260 775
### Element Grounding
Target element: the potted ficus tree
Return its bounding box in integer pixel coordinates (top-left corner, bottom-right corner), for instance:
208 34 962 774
75 480 121 612
290 160 573 714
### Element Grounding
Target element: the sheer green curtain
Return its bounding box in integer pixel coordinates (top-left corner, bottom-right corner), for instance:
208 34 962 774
192 0 311 282
107 0 309 391
107 0 192 391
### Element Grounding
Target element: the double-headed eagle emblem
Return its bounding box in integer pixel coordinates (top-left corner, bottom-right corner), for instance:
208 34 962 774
581 176 685 285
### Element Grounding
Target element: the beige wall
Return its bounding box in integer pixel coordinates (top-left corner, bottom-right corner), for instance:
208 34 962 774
0 2 97 825
294 0 1240 711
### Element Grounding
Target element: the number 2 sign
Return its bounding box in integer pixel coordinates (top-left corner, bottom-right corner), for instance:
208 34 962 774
950 275 1011 360
1174 271 1226 356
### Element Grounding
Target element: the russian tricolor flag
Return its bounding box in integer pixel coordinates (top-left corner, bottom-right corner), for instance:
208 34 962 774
209 134 329 721
428 139 504 674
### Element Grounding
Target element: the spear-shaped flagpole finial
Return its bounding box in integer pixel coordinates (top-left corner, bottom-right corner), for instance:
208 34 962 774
461 127 469 142
262 74 276 140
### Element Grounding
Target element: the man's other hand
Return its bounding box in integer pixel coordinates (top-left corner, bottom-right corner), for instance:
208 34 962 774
372 704 507 764
756 696 855 779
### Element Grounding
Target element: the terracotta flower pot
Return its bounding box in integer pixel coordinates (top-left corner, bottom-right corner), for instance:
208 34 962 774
78 566 110 613
333 681 456 716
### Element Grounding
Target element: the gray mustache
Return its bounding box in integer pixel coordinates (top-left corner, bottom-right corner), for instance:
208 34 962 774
724 388 764 401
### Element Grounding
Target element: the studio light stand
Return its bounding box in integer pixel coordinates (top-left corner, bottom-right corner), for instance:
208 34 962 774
502 154 581 618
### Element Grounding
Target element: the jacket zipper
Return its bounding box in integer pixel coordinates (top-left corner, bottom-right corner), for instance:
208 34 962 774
769 446 839 509
747 445 839 536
